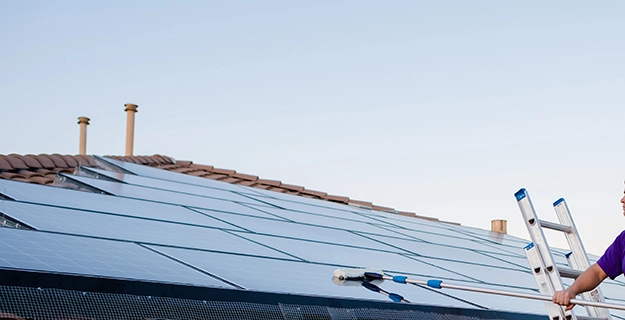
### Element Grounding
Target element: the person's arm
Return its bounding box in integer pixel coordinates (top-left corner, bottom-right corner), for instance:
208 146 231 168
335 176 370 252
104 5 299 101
552 263 608 311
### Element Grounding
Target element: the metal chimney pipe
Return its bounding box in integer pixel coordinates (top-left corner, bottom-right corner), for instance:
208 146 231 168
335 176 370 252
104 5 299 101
491 219 507 234
77 116 90 155
124 103 138 156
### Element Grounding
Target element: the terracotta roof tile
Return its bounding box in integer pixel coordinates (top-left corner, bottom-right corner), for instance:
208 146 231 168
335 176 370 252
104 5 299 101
31 155 56 169
57 154 79 167
74 155 97 167
211 174 230 180
189 164 214 171
157 164 186 170
186 170 211 177
21 155 44 168
9 154 38 169
35 168 56 175
397 211 417 218
300 189 327 198
0 156 12 170
211 168 236 176
141 156 157 165
175 160 193 166
279 183 304 192
151 154 174 164
256 179 281 187
43 154 69 168
2 155 28 170
0 172 25 180
348 199 373 208
324 194 350 204
372 205 394 212
232 173 258 181
29 176 55 185
18 171 44 178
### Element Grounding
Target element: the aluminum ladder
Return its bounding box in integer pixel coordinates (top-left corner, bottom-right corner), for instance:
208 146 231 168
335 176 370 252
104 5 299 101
515 188 611 320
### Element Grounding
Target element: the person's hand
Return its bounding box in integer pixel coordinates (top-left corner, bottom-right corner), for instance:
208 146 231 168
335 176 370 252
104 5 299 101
552 290 576 311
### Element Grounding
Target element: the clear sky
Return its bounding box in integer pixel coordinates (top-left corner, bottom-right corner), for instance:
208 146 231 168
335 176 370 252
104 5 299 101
1 1 624 256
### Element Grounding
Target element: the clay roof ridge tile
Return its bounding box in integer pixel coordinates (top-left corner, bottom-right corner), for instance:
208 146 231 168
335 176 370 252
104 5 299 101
211 168 236 176
59 155 79 167
256 178 282 187
10 154 42 169
0 156 12 170
324 194 350 204
299 188 327 198
4 154 29 170
189 164 215 171
232 173 259 181
42 154 69 168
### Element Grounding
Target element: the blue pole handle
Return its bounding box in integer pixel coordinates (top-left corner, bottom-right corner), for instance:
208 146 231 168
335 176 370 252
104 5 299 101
427 279 443 289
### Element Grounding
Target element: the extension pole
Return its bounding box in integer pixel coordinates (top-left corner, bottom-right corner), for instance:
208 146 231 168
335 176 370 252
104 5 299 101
366 272 625 312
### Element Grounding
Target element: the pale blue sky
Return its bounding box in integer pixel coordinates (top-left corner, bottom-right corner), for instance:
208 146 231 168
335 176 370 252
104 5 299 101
1 1 624 255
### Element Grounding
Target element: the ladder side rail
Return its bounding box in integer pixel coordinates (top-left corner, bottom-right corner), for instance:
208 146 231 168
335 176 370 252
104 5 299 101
516 190 567 292
554 198 592 270
526 243 572 320
555 199 612 320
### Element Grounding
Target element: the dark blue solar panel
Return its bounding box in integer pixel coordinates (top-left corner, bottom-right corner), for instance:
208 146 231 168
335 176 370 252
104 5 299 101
0 179 249 228
61 174 277 212
145 244 484 309
95 156 269 196
0 201 295 260
0 228 233 288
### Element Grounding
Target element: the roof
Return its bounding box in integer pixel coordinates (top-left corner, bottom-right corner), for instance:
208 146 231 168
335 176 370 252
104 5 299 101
1 154 623 319
0 153 444 223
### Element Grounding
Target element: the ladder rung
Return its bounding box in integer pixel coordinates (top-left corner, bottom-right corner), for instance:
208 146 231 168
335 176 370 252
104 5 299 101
558 266 583 279
576 316 610 320
538 219 572 233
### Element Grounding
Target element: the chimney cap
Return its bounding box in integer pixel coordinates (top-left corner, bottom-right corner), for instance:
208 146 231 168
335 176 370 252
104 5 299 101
77 116 90 124
124 103 138 112
491 219 507 234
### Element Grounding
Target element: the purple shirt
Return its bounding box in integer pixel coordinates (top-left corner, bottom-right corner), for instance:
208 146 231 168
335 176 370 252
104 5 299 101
597 230 625 279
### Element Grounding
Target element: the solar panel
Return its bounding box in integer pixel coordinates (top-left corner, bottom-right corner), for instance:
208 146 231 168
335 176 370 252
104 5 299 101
60 174 275 211
0 201 294 260
94 156 269 197
144 244 486 309
0 228 233 288
5 159 625 318
0 179 253 228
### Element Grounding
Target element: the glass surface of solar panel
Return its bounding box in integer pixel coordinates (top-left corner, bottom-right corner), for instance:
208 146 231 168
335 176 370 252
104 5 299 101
96 156 270 196
193 208 399 251
361 233 525 270
145 244 486 310
0 228 233 288
239 186 381 215
0 201 294 260
62 174 274 211
233 232 473 282
414 256 536 289
83 167 272 205
374 224 527 258
0 179 250 228
242 202 403 231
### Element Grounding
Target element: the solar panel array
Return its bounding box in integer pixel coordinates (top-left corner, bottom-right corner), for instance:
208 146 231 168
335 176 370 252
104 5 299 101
0 156 624 318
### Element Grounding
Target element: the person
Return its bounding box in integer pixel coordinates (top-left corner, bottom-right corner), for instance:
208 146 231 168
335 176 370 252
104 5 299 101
552 191 625 310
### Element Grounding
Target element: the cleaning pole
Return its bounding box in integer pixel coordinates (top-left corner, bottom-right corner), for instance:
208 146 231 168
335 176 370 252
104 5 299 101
333 269 625 312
